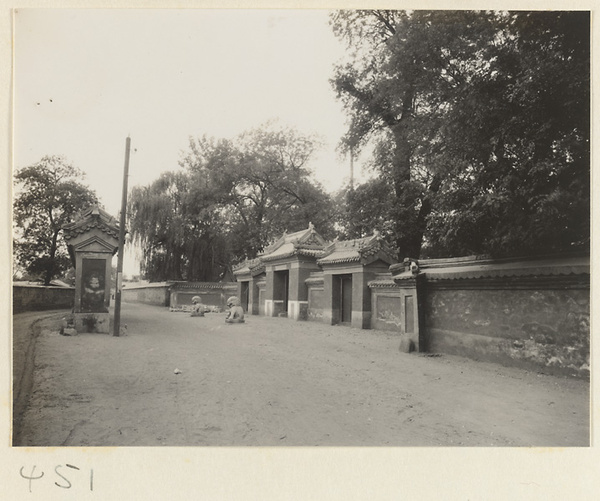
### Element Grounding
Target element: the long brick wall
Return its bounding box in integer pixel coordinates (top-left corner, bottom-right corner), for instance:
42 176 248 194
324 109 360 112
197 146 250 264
369 254 590 378
422 275 589 378
13 284 75 313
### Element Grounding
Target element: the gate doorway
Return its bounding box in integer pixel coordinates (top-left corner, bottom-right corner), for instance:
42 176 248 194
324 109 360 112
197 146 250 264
334 274 352 325
274 270 289 315
240 281 249 312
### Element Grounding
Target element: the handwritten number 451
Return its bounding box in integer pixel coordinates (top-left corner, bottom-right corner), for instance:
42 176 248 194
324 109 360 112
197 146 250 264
20 465 94 492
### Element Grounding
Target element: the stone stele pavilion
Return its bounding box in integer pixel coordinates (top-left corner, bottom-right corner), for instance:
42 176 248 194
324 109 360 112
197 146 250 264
62 205 119 333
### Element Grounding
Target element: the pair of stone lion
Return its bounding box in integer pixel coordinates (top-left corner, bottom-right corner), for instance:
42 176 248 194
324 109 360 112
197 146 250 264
190 295 244 323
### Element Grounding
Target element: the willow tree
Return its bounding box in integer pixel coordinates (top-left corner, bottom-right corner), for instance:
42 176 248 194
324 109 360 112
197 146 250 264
331 10 589 258
128 170 227 282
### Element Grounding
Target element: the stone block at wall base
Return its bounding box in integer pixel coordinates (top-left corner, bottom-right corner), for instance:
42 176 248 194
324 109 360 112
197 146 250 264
351 311 371 330
273 300 286 317
298 302 308 320
73 312 110 333
399 335 416 353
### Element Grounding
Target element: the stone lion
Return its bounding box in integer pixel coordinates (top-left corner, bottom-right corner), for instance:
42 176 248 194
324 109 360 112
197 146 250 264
225 296 245 323
190 296 205 317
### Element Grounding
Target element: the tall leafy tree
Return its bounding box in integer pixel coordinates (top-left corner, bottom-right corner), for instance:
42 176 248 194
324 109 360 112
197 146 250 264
333 178 396 243
128 170 228 281
180 123 336 260
425 11 590 257
129 124 336 281
13 155 99 285
331 10 589 258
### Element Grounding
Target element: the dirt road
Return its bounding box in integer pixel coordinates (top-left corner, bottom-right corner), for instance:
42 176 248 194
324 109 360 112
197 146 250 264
13 302 589 447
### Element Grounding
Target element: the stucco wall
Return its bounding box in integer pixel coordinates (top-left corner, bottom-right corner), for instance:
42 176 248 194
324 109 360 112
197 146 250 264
170 282 238 311
172 290 223 308
13 285 75 313
368 254 590 378
371 292 403 332
122 284 171 307
424 285 590 378
122 282 238 309
307 288 325 321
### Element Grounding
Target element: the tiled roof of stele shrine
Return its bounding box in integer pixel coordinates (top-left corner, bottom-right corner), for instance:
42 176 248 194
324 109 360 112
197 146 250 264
62 204 120 241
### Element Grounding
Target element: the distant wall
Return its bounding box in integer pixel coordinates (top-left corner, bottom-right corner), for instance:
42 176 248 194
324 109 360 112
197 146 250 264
13 284 75 313
121 283 171 307
121 282 239 310
169 282 238 311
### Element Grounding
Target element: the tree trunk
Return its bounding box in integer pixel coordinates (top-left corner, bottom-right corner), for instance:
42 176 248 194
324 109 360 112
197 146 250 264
413 173 443 258
44 231 60 285
391 123 419 259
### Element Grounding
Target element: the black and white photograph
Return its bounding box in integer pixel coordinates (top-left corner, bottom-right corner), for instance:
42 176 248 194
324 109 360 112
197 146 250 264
6 4 595 499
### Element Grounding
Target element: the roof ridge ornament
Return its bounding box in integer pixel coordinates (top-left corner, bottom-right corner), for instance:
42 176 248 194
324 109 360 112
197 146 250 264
403 257 420 275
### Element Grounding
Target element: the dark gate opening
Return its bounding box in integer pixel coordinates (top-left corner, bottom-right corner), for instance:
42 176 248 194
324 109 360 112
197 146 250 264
274 270 289 313
241 281 249 312
333 274 352 325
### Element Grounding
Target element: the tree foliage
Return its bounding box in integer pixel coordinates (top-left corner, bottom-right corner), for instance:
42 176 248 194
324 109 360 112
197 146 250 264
13 156 99 284
331 10 589 258
128 170 227 282
128 124 336 281
334 179 396 244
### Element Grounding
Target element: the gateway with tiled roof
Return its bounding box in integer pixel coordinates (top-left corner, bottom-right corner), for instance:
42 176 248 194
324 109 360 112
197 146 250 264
317 230 396 267
231 223 327 320
232 257 267 315
309 231 397 329
232 257 266 277
231 226 399 327
259 222 327 262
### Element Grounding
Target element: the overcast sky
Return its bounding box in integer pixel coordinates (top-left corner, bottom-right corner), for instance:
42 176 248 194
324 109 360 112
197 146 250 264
14 8 363 217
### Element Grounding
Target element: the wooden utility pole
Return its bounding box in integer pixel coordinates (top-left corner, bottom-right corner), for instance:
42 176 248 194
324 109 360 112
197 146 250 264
113 136 131 337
